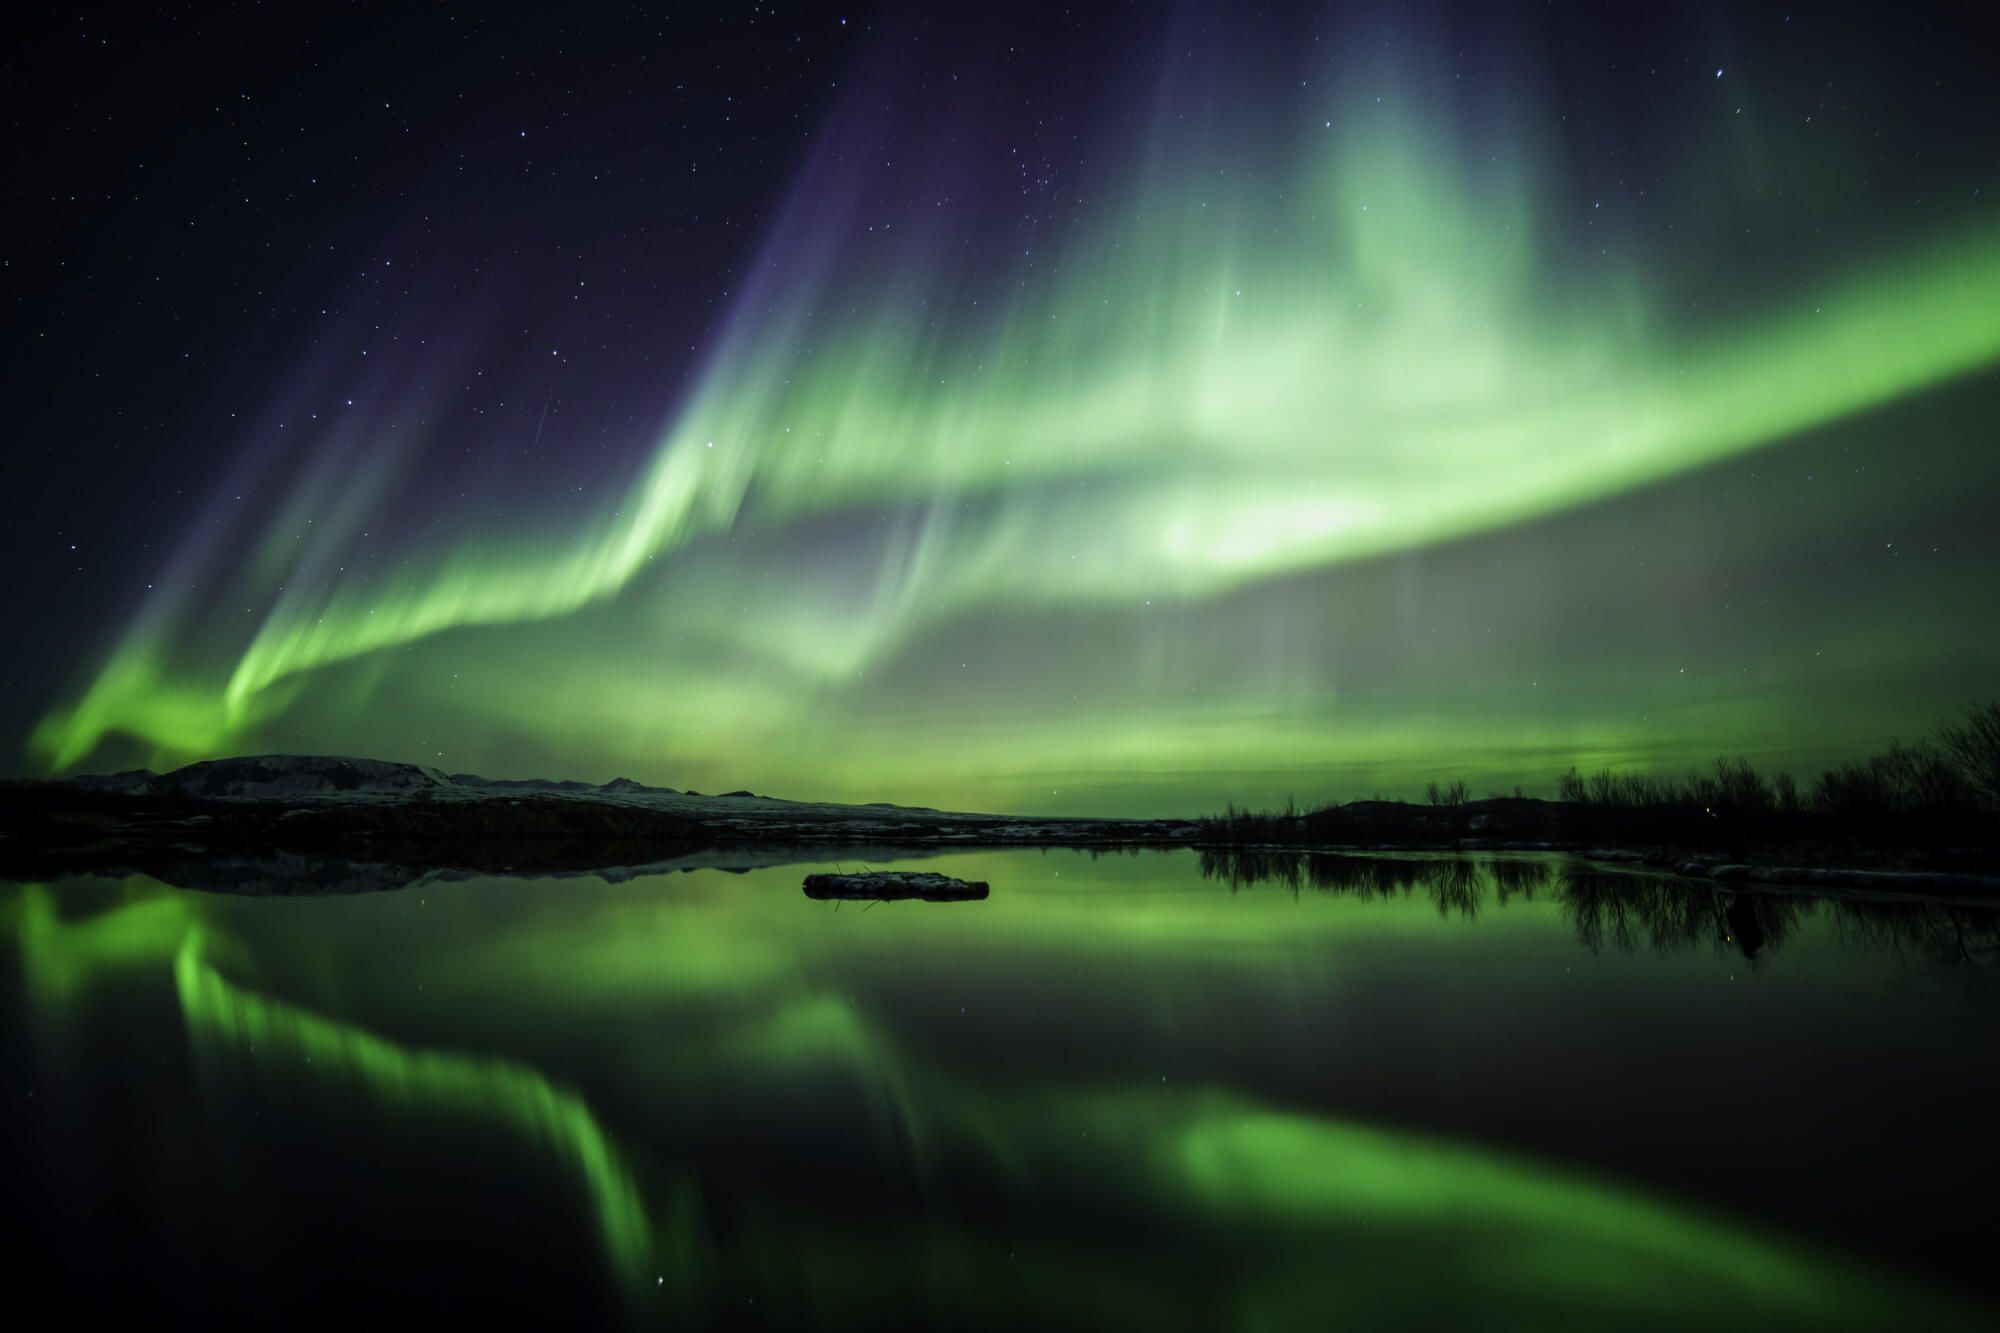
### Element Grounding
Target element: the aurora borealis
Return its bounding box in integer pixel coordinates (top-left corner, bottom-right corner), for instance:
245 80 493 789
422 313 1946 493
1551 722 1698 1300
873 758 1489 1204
12 4 2000 812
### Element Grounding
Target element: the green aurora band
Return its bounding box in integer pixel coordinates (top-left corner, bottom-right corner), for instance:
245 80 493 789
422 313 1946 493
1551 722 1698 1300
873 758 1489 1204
31 64 2000 809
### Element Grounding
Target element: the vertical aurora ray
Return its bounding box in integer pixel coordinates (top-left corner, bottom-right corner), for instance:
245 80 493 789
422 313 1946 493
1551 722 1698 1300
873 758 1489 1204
28 15 2000 806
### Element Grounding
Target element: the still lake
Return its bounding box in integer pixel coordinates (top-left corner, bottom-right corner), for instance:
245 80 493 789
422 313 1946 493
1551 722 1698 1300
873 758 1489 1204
6 849 1997 1329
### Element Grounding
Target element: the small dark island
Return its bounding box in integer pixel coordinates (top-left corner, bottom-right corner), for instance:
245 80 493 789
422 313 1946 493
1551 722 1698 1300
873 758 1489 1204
803 871 990 902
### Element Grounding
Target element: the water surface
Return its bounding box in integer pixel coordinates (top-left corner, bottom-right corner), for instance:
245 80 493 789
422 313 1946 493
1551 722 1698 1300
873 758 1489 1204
6 850 1996 1329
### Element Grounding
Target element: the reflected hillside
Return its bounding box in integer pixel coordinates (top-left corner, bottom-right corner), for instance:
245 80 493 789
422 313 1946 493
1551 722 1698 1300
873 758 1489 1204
1197 850 2000 965
0 843 970 898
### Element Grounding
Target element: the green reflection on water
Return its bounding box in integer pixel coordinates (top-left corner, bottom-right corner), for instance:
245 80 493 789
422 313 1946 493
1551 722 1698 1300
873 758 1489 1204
7 854 1993 1328
1171 1104 1844 1322
170 929 668 1291
12 882 195 1006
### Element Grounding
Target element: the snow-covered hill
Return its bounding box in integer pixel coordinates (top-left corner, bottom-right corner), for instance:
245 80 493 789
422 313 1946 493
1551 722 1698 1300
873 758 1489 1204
81 754 457 800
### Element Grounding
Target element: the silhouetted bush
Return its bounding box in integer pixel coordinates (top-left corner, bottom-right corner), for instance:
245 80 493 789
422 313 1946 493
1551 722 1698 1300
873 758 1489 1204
1939 702 2000 810
1207 703 2000 856
1548 704 1999 852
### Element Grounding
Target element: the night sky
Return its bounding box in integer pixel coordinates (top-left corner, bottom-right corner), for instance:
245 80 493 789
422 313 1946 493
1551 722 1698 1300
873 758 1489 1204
8 3 1998 815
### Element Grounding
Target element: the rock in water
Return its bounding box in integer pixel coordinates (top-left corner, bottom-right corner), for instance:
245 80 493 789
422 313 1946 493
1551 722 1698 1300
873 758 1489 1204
803 871 989 901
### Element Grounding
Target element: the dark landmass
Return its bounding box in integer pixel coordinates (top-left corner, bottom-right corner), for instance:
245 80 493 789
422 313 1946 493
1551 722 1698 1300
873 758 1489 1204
0 753 1193 893
5 736 1999 899
803 871 990 902
1197 793 2000 883
1202 703 2000 887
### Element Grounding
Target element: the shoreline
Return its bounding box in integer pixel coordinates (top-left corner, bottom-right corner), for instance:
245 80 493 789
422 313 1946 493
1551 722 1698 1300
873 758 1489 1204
7 784 2000 902
5 753 1997 898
